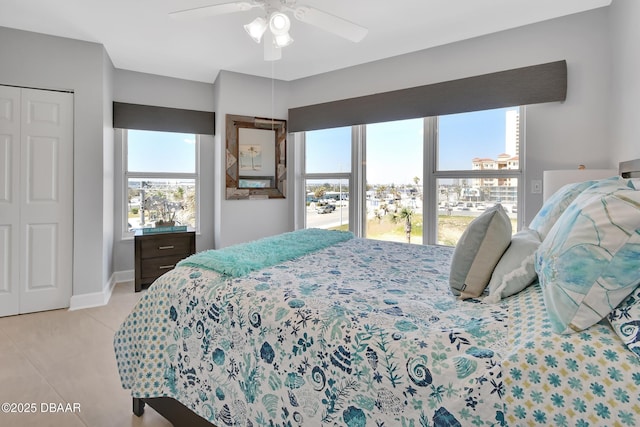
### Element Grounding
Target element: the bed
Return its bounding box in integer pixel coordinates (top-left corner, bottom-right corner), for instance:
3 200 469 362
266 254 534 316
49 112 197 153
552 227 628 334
115 161 640 426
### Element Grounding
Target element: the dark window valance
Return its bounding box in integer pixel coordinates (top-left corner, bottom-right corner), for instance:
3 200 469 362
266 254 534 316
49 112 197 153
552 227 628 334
288 60 567 133
113 102 215 135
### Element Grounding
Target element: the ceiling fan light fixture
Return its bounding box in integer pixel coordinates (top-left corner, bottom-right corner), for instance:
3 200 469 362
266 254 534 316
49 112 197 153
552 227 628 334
269 11 290 35
244 16 267 43
273 32 293 48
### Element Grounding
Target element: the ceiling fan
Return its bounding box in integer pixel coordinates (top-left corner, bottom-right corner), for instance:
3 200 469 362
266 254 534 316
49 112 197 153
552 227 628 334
170 0 368 61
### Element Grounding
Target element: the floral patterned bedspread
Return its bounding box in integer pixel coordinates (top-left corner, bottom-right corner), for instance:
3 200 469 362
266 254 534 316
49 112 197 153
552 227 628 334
114 237 638 426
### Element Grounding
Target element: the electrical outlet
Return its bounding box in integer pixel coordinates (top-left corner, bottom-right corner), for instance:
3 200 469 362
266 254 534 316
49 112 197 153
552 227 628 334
531 180 542 194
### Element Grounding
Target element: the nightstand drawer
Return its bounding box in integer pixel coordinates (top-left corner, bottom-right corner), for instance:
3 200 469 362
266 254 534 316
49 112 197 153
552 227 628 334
139 236 193 259
134 230 196 292
140 255 187 279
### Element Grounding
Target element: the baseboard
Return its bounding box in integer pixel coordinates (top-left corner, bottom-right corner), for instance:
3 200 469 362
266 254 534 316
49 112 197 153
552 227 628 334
68 269 133 311
115 269 134 283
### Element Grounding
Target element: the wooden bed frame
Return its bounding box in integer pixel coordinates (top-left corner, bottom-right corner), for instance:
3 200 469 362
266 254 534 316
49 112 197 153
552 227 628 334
133 397 214 426
131 159 640 426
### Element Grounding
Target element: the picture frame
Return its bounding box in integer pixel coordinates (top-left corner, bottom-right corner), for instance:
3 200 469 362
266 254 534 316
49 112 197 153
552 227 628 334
225 114 287 200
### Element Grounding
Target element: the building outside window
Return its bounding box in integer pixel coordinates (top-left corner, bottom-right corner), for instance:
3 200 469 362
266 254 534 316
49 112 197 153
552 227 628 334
123 129 199 236
301 107 523 246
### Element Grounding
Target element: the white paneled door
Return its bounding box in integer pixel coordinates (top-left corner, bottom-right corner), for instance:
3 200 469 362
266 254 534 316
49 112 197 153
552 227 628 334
0 85 73 316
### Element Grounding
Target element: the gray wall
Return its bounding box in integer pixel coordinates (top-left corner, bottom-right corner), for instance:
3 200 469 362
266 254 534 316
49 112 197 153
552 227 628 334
0 26 113 297
213 71 293 249
112 69 216 272
288 8 614 225
609 0 640 163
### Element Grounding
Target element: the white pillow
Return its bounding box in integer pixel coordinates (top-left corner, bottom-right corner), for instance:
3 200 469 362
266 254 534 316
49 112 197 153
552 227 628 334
485 228 541 303
449 204 512 299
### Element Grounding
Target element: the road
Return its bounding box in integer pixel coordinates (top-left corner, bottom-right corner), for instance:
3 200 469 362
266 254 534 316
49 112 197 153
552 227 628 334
306 204 349 229
306 202 517 229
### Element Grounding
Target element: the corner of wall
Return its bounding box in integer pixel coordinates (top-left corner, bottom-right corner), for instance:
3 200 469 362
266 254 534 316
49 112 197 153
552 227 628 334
69 272 117 310
103 45 116 290
607 0 640 163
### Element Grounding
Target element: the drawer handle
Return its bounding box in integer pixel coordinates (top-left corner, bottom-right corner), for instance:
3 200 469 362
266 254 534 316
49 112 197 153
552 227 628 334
159 265 175 270
158 245 175 250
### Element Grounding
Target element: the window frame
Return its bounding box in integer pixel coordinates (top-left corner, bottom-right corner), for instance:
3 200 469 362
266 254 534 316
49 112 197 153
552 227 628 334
121 129 201 239
297 128 358 231
297 106 525 245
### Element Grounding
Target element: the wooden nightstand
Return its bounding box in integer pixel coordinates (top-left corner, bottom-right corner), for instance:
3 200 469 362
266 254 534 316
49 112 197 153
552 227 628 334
134 230 196 292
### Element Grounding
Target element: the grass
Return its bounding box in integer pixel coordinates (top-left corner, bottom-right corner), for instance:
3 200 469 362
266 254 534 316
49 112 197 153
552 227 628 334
437 215 473 246
367 215 424 244
329 213 517 246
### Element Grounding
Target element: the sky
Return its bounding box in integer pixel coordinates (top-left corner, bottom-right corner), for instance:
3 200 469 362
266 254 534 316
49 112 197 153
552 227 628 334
127 107 518 185
127 130 196 173
306 107 518 185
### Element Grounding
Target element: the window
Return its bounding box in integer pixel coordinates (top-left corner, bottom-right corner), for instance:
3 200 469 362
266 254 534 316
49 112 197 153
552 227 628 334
123 129 199 235
298 107 523 246
434 107 522 245
366 119 423 244
303 127 351 231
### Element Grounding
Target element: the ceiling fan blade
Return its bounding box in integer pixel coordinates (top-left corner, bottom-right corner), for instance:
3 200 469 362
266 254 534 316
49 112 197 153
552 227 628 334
169 1 258 20
293 6 368 42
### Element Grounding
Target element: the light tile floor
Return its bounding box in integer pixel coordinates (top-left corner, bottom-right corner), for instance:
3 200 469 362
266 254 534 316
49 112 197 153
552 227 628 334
0 282 173 427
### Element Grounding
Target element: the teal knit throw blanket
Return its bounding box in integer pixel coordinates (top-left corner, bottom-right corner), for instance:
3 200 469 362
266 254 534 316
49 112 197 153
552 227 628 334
177 228 353 277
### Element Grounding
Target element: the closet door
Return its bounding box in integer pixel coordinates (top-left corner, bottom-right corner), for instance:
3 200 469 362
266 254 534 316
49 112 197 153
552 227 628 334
0 86 20 316
19 87 73 314
0 85 73 316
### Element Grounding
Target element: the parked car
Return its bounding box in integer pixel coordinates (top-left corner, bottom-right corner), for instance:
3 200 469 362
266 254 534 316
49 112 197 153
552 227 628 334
316 204 336 214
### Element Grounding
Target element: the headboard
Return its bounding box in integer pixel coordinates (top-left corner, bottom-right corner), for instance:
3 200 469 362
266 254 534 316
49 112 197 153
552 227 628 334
543 168 617 201
620 158 640 178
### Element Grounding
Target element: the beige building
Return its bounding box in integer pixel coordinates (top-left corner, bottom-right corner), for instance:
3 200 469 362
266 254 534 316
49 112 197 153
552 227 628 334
471 154 519 188
465 154 519 203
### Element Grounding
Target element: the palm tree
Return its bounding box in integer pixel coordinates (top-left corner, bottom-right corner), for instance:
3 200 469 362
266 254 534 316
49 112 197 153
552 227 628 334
392 207 414 243
247 146 259 170
413 176 421 199
373 209 384 223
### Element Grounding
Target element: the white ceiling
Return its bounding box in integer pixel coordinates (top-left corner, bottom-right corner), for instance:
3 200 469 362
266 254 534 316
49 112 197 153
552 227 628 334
0 0 611 83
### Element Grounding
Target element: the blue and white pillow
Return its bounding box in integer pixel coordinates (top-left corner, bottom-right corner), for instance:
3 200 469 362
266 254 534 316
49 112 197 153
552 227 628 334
529 177 618 240
609 286 640 358
536 178 640 334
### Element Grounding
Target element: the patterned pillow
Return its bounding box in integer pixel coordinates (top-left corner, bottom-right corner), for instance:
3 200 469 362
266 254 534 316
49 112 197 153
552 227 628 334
536 180 640 334
449 204 512 300
609 286 640 358
485 227 541 303
529 178 609 239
